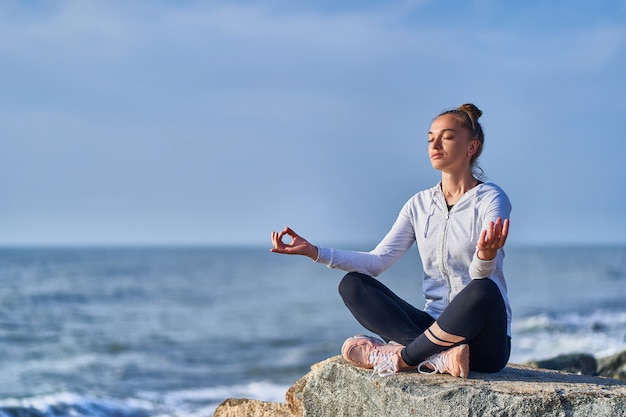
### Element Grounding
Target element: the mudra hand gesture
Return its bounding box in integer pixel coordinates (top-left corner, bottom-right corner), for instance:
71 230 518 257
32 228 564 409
270 227 319 260
477 217 509 260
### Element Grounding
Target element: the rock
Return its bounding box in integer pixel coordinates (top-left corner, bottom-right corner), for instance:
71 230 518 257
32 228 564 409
213 398 292 417
523 349 626 380
213 356 626 417
525 352 597 375
598 349 626 381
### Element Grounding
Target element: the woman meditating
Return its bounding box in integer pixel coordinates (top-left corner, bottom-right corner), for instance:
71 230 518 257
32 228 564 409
271 103 511 378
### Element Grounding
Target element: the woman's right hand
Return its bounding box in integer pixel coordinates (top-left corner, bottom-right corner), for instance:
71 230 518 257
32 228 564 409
270 227 319 260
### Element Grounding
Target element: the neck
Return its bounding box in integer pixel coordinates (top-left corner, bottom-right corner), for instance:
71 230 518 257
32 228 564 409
440 172 478 205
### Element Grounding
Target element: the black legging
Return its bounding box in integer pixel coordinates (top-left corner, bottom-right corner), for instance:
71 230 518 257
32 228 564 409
338 272 510 373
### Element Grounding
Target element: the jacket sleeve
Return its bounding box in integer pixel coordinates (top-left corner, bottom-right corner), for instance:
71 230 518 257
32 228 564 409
469 185 512 279
469 252 498 279
315 201 416 277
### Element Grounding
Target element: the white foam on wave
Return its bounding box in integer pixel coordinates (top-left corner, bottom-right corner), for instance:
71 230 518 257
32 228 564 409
0 380 290 417
510 309 626 363
0 392 152 417
138 380 290 417
514 309 626 332
0 392 81 409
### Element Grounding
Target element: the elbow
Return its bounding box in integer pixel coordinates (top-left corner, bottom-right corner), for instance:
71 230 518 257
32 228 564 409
356 266 384 277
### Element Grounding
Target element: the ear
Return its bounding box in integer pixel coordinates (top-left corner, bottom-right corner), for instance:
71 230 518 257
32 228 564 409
468 139 480 155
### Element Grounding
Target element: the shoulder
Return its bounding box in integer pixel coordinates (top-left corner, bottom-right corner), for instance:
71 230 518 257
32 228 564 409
476 182 512 211
400 183 440 213
478 182 508 197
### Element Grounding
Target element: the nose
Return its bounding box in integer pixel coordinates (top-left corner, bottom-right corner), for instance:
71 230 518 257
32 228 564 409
430 137 442 149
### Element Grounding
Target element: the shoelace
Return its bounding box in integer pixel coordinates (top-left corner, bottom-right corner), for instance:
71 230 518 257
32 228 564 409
417 352 444 375
368 350 398 378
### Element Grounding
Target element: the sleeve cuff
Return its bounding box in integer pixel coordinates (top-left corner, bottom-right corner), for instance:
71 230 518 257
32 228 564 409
315 247 332 265
469 251 496 279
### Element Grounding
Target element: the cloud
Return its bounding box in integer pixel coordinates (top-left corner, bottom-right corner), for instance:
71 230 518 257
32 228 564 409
0 0 624 245
0 1 138 61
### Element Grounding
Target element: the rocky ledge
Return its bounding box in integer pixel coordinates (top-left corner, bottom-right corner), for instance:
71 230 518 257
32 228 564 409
214 355 626 417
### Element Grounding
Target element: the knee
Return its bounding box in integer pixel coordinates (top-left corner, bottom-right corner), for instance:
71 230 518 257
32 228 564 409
463 278 502 305
463 279 501 306
338 272 368 301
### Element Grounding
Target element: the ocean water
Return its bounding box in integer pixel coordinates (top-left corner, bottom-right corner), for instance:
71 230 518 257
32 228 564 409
0 245 625 416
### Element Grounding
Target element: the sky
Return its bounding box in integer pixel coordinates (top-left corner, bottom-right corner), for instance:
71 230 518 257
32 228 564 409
0 0 625 247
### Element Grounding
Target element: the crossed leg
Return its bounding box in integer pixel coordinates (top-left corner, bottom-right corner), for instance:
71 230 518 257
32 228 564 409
339 272 510 374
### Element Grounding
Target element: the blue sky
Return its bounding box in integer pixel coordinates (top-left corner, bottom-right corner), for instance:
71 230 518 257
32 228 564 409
0 0 625 247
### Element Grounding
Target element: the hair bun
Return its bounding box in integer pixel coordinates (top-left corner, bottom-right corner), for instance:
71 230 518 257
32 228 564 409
458 103 482 121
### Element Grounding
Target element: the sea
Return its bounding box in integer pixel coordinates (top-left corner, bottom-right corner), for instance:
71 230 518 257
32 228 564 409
0 245 625 416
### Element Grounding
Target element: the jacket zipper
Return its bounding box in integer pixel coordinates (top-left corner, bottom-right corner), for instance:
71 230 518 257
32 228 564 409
438 191 453 303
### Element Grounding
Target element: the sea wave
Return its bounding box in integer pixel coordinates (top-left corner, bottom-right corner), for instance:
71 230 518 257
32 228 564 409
0 380 290 417
0 392 150 417
510 309 626 363
139 380 289 417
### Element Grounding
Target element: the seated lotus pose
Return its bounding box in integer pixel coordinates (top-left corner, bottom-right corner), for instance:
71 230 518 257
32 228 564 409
271 103 511 378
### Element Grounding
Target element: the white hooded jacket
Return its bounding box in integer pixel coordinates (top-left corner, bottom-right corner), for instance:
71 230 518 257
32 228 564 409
315 182 513 336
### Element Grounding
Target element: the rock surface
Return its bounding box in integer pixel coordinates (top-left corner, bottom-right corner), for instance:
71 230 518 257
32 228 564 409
212 398 292 417
214 355 626 417
598 349 626 381
525 352 598 376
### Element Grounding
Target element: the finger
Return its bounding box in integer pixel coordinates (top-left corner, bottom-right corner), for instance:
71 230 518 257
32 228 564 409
284 226 298 239
486 221 495 243
492 218 503 237
493 218 503 240
477 229 488 249
271 231 282 250
501 218 510 239
276 231 290 248
499 218 510 245
270 232 282 252
276 229 290 244
279 230 300 250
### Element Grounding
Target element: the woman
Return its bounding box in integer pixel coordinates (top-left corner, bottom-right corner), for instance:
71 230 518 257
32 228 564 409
270 103 511 378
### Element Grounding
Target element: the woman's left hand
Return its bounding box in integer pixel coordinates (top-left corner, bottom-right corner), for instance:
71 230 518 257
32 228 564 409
477 217 509 260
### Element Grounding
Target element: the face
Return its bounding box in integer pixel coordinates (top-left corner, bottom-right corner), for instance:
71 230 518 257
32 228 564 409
428 114 478 173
